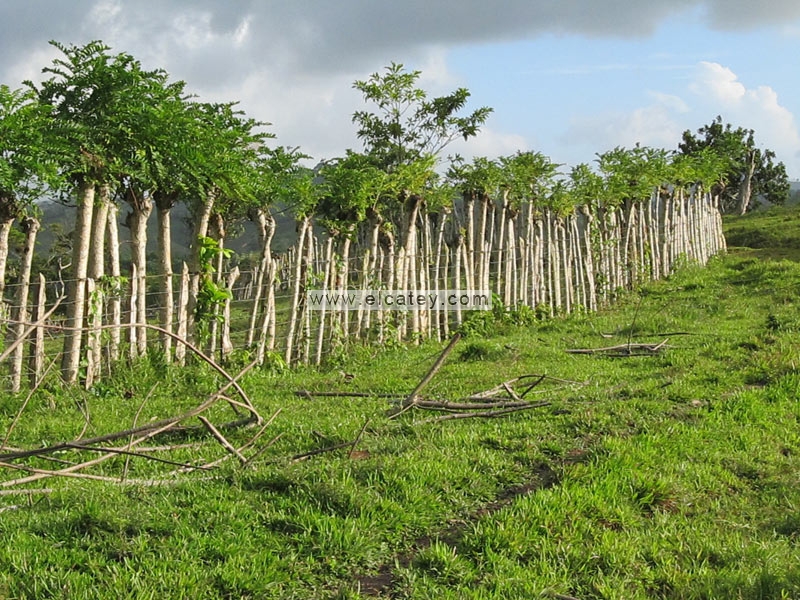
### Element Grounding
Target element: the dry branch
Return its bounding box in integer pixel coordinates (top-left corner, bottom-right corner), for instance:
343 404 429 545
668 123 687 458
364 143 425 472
403 333 461 408
290 441 356 463
198 416 247 465
415 399 532 411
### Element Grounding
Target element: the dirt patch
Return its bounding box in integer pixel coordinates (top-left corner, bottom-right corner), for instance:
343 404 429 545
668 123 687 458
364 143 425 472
353 462 559 597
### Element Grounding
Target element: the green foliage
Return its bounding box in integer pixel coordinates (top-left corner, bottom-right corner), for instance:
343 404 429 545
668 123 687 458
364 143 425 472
597 145 671 205
499 150 560 210
0 84 65 217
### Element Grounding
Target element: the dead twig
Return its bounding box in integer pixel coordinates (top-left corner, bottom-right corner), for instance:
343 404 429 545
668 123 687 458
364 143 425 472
64 443 213 471
0 488 53 496
181 408 283 472
242 433 284 467
290 441 355 463
348 418 371 460
294 390 401 400
388 333 461 420
416 399 532 411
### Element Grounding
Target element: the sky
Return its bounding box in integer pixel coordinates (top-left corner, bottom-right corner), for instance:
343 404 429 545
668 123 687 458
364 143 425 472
2 0 800 180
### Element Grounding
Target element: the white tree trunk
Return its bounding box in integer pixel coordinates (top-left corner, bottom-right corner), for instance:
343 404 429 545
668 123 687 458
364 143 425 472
246 208 276 348
106 202 122 362
127 197 153 357
61 181 95 383
155 194 176 360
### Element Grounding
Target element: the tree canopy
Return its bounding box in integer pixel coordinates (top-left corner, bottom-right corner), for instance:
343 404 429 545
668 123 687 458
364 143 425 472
352 62 493 171
679 116 790 214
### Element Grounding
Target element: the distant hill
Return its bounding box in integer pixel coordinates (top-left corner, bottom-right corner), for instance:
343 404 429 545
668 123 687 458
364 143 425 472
789 180 800 204
34 199 297 270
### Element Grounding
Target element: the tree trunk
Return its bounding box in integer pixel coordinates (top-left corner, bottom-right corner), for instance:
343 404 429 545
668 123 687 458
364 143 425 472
28 273 46 388
285 216 310 365
155 192 178 360
220 266 240 362
88 185 110 283
175 262 190 365
0 214 15 311
246 207 276 348
208 213 226 357
314 235 335 365
10 217 39 392
61 181 96 384
737 151 757 216
106 202 122 363
187 188 216 342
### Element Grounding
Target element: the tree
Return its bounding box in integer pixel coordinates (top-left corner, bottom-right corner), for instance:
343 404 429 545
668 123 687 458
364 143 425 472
352 62 492 171
0 85 63 305
182 101 271 347
679 116 789 214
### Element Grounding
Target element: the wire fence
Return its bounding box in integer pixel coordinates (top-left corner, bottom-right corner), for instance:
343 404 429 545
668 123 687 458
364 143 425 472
0 190 726 391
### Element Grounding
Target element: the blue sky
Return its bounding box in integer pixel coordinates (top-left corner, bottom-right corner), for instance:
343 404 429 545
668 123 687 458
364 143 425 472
1 1 799 179
443 7 800 176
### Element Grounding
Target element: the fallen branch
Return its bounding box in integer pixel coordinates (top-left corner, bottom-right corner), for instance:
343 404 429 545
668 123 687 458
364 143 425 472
565 339 669 356
64 442 213 471
415 401 551 425
348 418 371 460
0 488 53 497
2 318 261 423
290 441 355 463
295 390 402 400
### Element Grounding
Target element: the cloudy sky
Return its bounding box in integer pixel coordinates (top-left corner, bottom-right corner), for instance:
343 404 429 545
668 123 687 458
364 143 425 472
2 0 800 178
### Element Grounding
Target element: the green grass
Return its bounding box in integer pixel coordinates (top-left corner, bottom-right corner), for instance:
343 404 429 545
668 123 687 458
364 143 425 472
724 203 800 261
1 209 800 598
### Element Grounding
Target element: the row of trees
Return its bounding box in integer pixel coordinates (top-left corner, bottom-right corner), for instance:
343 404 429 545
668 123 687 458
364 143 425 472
0 41 788 387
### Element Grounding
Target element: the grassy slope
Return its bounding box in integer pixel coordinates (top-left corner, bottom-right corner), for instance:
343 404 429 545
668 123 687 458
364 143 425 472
0 210 799 598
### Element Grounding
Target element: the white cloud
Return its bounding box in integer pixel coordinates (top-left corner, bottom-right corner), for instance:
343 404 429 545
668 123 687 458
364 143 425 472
562 93 686 153
689 61 800 177
647 91 690 114
447 127 531 162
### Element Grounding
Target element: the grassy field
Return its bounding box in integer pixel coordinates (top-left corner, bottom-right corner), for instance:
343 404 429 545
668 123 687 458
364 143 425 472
0 207 799 598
